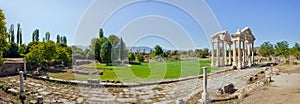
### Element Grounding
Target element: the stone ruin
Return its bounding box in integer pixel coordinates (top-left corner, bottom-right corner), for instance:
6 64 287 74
211 27 256 70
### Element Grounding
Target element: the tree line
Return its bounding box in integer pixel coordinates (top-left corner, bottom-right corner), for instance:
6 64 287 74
0 8 71 67
259 41 300 60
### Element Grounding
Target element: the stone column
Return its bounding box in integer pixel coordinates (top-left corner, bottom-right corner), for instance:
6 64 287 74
222 42 225 66
211 42 215 67
19 71 26 103
216 40 220 66
23 57 27 80
247 43 251 67
200 67 210 104
224 43 227 65
20 71 24 93
242 41 246 68
251 42 255 65
229 43 232 65
233 40 237 67
37 96 43 104
238 40 242 70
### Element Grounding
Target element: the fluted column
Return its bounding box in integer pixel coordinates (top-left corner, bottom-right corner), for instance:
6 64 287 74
233 40 237 67
229 43 232 65
247 43 251 67
251 42 255 65
224 42 227 65
211 42 215 67
238 40 242 70
222 42 225 66
242 41 246 68
216 40 220 66
199 67 210 104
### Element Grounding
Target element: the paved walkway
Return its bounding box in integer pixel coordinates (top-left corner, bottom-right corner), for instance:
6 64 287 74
0 67 264 103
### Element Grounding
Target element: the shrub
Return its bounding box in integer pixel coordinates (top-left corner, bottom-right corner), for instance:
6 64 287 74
0 83 5 89
115 80 121 83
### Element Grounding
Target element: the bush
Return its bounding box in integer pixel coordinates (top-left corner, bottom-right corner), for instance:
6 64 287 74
115 80 121 83
129 61 141 65
0 83 5 89
136 54 144 62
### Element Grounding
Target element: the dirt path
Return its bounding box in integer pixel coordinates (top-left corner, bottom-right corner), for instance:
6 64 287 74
238 65 300 104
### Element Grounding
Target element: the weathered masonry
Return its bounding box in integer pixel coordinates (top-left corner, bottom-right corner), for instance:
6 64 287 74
211 27 256 70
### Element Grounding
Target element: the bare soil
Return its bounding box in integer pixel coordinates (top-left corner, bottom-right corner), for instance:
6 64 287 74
237 65 300 104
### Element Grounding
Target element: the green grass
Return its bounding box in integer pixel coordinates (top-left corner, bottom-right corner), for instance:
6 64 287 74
99 60 219 82
50 60 222 82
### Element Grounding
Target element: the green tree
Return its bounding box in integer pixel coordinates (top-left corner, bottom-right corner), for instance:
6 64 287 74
45 32 50 41
90 38 101 62
274 41 289 58
32 29 39 42
108 35 119 46
18 44 26 57
290 42 300 59
16 23 21 45
196 48 209 58
259 41 274 57
26 41 57 67
136 54 144 62
56 34 60 43
99 28 104 38
9 24 14 43
56 47 71 64
100 40 112 65
0 9 10 65
3 42 19 58
153 45 163 56
128 52 135 62
26 41 39 54
62 36 67 45
19 28 22 45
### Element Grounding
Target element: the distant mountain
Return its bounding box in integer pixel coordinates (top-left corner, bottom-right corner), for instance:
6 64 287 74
128 46 153 53
75 45 90 50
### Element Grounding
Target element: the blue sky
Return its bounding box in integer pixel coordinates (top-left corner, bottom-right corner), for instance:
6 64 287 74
1 0 299 50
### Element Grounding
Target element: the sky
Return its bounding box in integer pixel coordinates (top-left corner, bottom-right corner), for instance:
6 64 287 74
1 0 299 50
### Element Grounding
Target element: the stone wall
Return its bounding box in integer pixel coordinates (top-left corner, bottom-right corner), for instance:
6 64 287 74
0 63 27 77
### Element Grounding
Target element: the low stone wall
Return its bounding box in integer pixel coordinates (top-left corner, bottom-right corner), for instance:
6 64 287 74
28 69 232 88
0 63 23 77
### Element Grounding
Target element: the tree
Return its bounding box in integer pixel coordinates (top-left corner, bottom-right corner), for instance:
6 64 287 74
259 41 274 57
45 32 50 41
153 45 163 56
90 38 99 61
19 28 22 45
62 36 67 45
290 42 300 59
196 48 209 58
16 23 21 45
274 41 289 58
99 28 104 38
56 34 60 43
32 29 39 42
100 40 112 65
108 35 119 46
18 44 26 56
26 41 57 67
136 54 144 62
128 52 135 62
56 47 71 64
0 9 10 65
9 24 14 43
3 42 19 58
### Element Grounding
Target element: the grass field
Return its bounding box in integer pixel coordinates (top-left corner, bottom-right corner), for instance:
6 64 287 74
50 60 220 82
